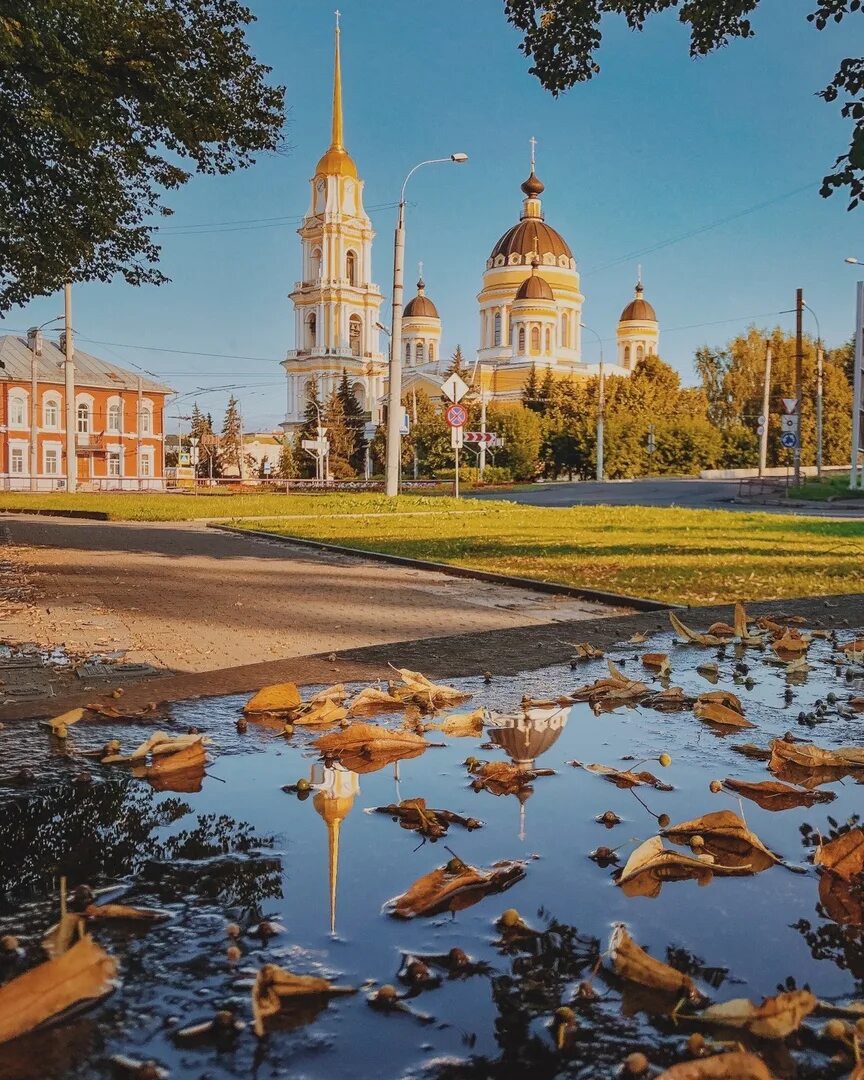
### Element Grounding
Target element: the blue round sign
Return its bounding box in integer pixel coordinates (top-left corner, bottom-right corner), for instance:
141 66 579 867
780 432 797 449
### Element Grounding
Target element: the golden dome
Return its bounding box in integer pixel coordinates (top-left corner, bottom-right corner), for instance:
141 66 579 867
315 146 358 179
404 278 439 318
491 219 572 262
620 282 657 323
515 267 554 301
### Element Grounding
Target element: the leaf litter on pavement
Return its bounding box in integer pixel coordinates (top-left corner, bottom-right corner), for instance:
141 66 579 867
3 602 864 1076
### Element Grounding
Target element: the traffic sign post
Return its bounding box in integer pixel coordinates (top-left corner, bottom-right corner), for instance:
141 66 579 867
444 402 467 499
301 426 329 481
445 403 467 428
441 373 469 404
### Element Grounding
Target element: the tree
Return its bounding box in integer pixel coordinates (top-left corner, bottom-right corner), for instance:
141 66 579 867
406 389 459 475
503 1 863 209
522 364 542 413
323 385 355 476
488 403 542 481
276 435 297 479
0 0 285 311
190 402 220 478
337 371 366 472
445 345 467 377
220 395 243 477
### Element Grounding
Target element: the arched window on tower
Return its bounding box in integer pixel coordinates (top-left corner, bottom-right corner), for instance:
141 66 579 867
623 345 631 367
346 250 357 286
636 344 644 364
310 247 322 281
494 312 502 347
404 341 412 364
545 328 552 354
530 326 540 353
561 312 569 349
416 341 425 364
349 315 362 357
518 326 526 355
648 343 656 355
428 343 435 364
306 313 317 349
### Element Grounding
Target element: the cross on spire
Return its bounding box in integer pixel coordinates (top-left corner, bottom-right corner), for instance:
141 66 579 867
335 9 340 29
529 135 537 171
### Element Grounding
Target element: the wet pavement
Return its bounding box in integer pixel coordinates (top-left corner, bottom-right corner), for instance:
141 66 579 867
1 617 863 1078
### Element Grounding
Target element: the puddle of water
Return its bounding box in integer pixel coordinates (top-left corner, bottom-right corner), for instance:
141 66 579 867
0 627 863 1078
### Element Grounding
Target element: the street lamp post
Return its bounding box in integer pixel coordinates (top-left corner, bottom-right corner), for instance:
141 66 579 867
384 153 468 498
802 301 823 479
26 314 63 491
581 323 605 481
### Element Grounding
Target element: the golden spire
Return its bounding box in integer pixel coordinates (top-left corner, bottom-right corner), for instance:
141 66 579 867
312 764 359 936
315 12 358 179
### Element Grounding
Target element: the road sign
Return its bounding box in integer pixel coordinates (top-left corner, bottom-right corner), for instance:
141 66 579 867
758 415 766 425
302 438 330 454
262 460 272 475
451 425 464 449
782 398 798 415
757 425 765 437
445 403 467 428
780 432 798 449
400 408 410 436
441 373 469 403
781 414 799 434
465 431 493 443
179 452 191 466
363 421 378 441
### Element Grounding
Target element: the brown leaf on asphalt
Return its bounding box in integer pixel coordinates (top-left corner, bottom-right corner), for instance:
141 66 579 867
390 667 472 710
431 708 485 737
723 777 836 811
251 963 355 1037
769 738 864 773
656 1051 775 1079
695 989 817 1038
569 760 673 791
0 934 118 1046
706 622 736 637
608 924 704 1002
814 827 864 881
313 722 428 774
348 687 407 715
669 612 725 646
293 699 348 726
616 837 719 898
371 798 480 840
390 856 526 918
694 700 755 729
662 810 781 872
243 682 301 715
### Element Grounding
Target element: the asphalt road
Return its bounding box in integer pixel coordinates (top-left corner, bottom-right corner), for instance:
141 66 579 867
474 478 864 516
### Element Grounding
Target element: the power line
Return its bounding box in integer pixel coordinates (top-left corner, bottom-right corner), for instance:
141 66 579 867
156 200 401 236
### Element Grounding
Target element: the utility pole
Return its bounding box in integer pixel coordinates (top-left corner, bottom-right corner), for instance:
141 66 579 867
137 374 143 491
816 342 824 480
794 288 803 486
596 358 606 482
385 200 406 497
27 328 41 491
851 281 864 490
63 283 77 492
479 388 487 477
758 344 772 477
238 409 245 481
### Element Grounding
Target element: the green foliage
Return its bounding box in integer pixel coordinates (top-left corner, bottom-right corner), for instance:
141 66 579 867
521 364 542 413
0 0 285 310
220 394 243 476
190 402 220 478
337 371 366 472
488 403 542 481
502 0 862 209
276 435 297 479
406 388 474 476
444 345 467 376
323 385 356 476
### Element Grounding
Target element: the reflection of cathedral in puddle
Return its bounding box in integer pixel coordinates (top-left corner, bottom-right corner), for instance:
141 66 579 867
487 706 569 841
311 763 360 936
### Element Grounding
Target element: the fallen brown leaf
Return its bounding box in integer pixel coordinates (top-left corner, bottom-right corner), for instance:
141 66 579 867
695 989 817 1038
470 760 554 795
723 777 836 811
243 682 301 715
251 963 355 1037
642 653 671 675
293 699 348 727
84 902 171 922
670 612 725 646
769 738 864 774
390 856 525 918
694 700 755 729
772 629 811 658
570 642 604 660
313 722 428 774
608 924 704 1002
0 934 118 1046
348 687 406 715
662 810 780 872
390 667 472 711
370 798 480 840
814 827 864 882
569 760 673 791
616 837 718 898
431 708 485 737
46 707 85 737
656 1051 775 1079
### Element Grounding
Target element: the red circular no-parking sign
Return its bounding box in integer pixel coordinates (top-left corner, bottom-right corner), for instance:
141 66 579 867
445 403 467 428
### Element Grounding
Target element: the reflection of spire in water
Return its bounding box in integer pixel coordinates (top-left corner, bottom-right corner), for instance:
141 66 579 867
312 763 360 936
487 707 568 842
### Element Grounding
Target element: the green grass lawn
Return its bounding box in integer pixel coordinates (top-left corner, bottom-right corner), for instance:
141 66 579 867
0 491 478 521
230 504 864 606
790 473 864 502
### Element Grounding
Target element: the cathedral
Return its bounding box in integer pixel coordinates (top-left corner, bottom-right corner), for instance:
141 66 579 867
281 21 660 426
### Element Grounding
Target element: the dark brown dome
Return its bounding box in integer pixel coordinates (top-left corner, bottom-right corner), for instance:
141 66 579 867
487 708 568 766
521 170 545 197
515 272 554 301
403 278 439 319
490 219 572 261
620 284 657 323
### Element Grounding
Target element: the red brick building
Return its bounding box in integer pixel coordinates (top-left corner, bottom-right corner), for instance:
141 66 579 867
0 335 172 490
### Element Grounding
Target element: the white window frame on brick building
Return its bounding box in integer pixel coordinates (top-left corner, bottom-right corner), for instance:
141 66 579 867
43 392 61 430
8 390 27 429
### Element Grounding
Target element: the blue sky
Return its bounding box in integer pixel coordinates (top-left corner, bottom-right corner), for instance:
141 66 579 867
3 0 862 431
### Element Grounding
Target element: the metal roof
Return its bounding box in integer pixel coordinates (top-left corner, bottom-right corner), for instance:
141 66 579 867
0 335 173 395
